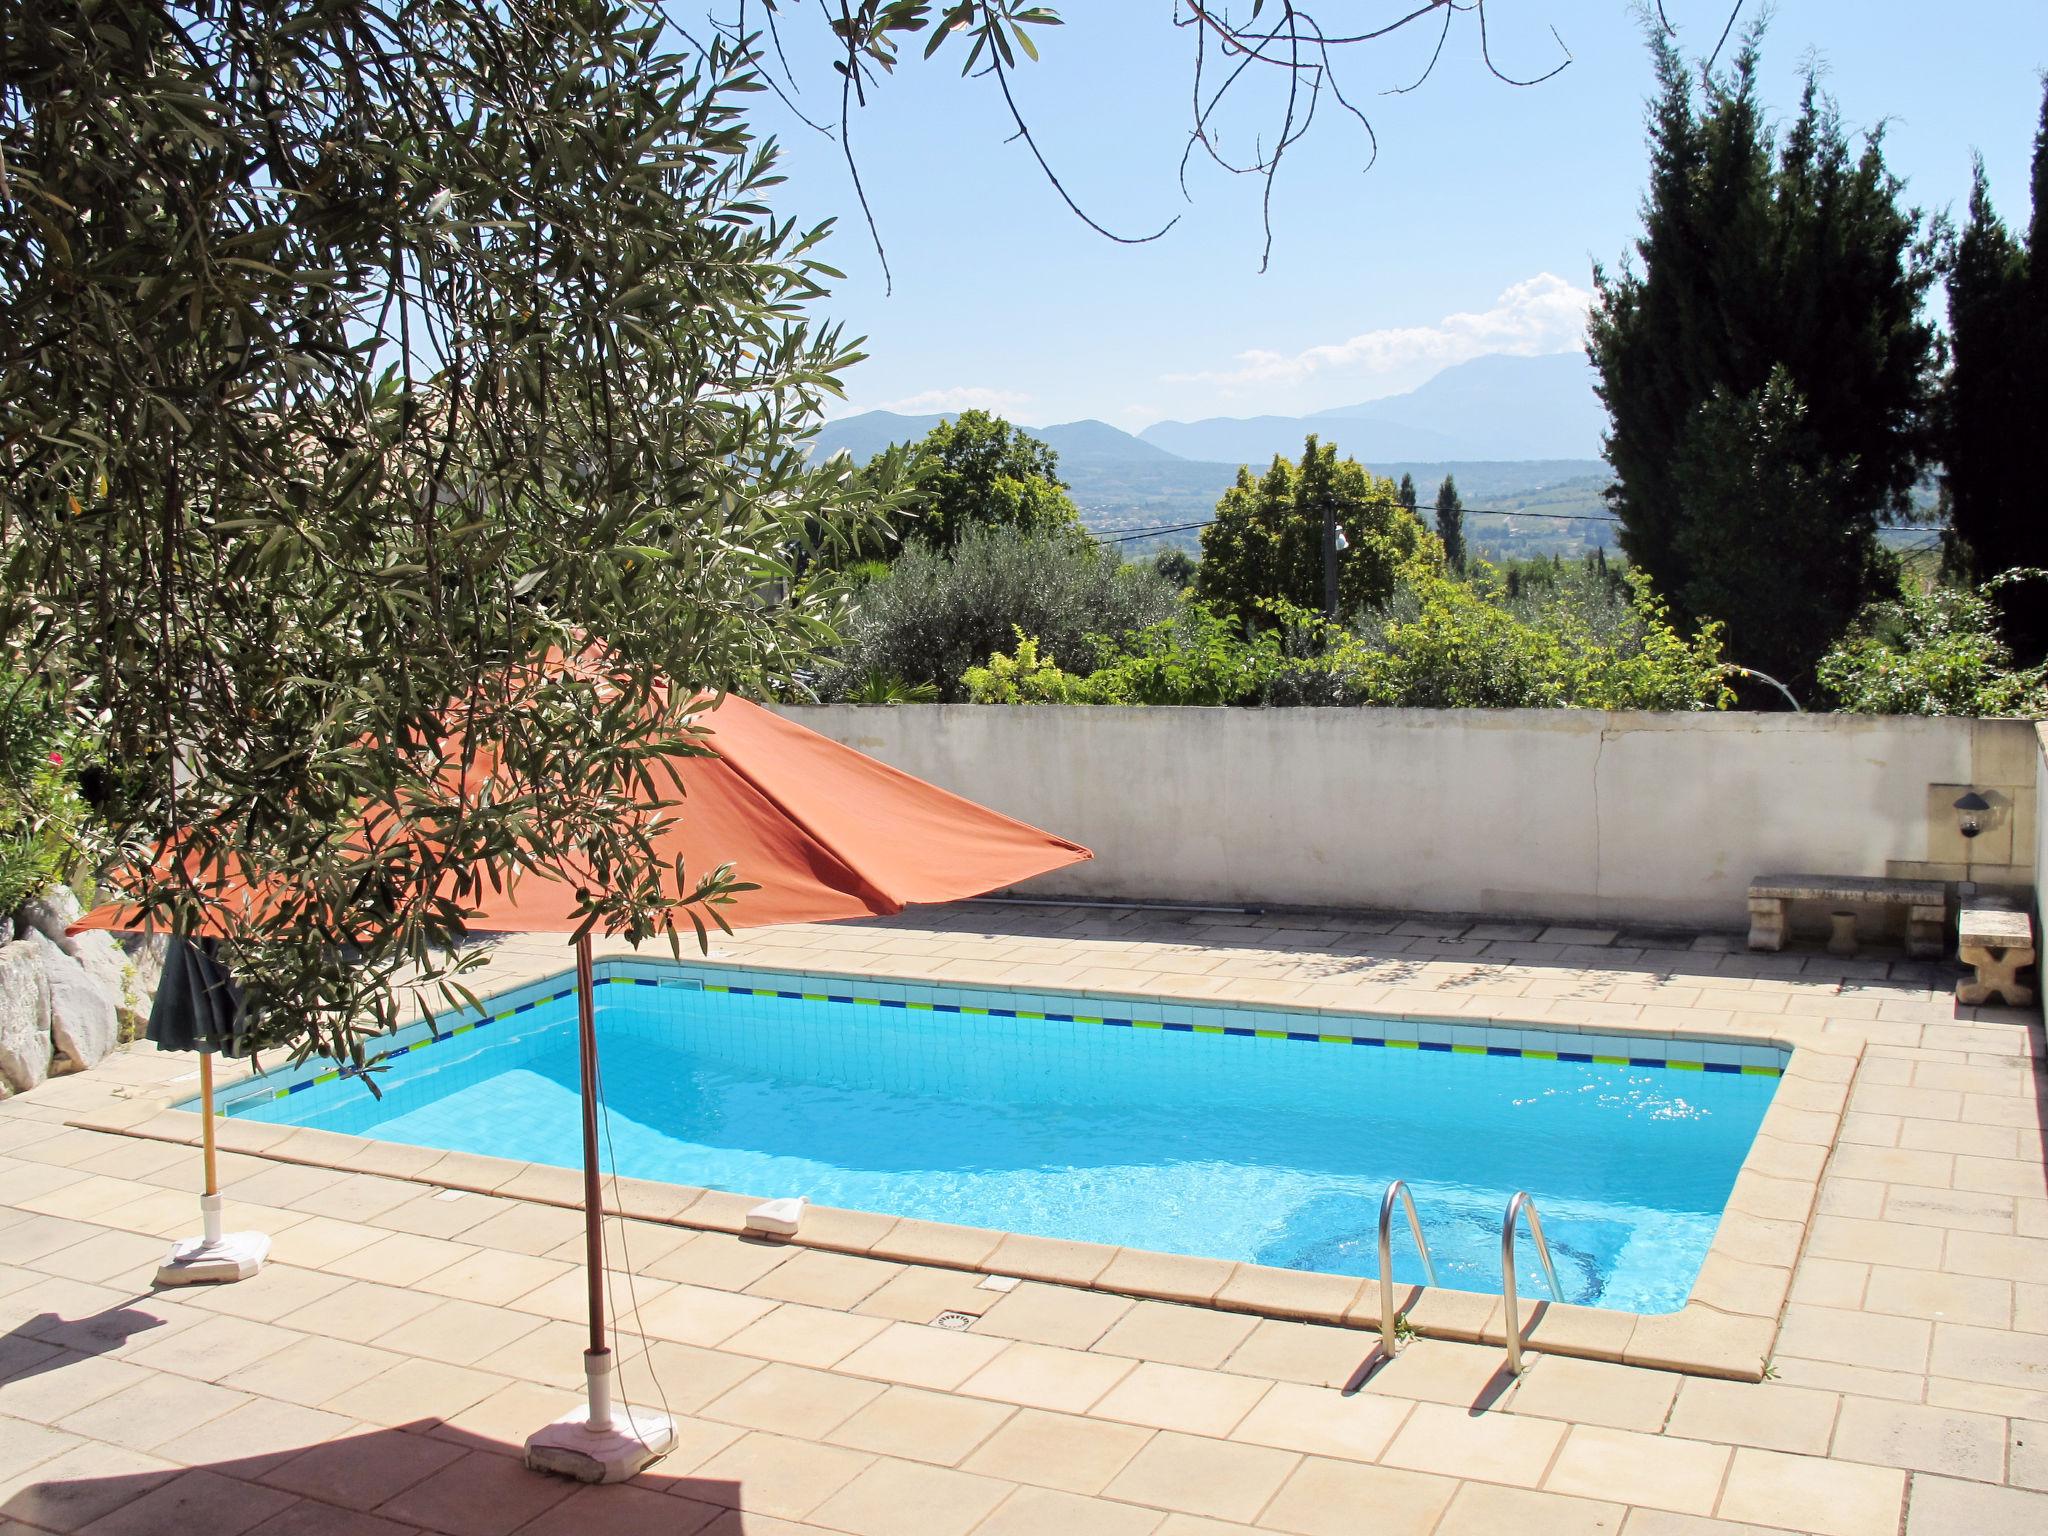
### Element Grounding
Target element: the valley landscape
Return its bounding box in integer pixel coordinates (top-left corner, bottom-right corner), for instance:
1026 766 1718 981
818 353 1619 558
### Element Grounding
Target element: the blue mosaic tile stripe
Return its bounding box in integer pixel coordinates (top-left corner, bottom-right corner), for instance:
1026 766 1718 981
697 983 1782 1077
232 975 698 1110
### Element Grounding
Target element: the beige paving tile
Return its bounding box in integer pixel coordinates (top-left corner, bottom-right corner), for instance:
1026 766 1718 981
1226 1380 1411 1462
177 1262 353 1324
1434 1480 1627 1535
64 1465 299 1536
1715 1448 1906 1536
0 1347 149 1421
1667 1378 1838 1455
1829 1395 2007 1481
744 1249 901 1310
974 1485 1165 1536
454 1201 587 1257
807 1456 1012 1536
512 1480 717 1536
961 1408 1156 1496
125 1313 301 1383
697 1361 884 1439
718 1302 889 1369
54 1372 250 1453
317 1356 509 1428
834 1320 1011 1391
1905 1475 2048 1536
632 1282 779 1347
0 1439 180 1533
428 1378 585 1453
323 1232 480 1288
276 1279 444 1342
1775 1303 1931 1374
371 1297 547 1367
1508 1355 1680 1433
958 1341 1136 1415
1356 1337 1509 1406
220 1335 407 1408
1093 1301 1260 1370
1256 1457 1457 1536
1218 1319 1379 1391
1100 1430 1298 1524
646 1232 798 1292
1381 1399 1566 1487
1088 1360 1270 1437
1618 1514 1781 1536
2014 1418 2048 1493
1928 1321 2048 1394
412 1248 573 1308
689 1430 874 1519
972 1282 1133 1349
1544 1426 1730 1516
824 1384 1014 1465
154 1397 362 1476
373 1445 578 1536
851 1265 1000 1324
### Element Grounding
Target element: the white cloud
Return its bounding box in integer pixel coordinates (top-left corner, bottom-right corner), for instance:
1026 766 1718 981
1167 273 1593 396
845 386 1036 419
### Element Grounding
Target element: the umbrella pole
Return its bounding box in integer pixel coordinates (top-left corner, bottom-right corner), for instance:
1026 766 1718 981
527 932 675 1482
575 933 612 1432
199 1050 222 1247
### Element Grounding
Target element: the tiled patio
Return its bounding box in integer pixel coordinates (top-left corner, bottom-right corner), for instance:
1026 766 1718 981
2 902 2043 1535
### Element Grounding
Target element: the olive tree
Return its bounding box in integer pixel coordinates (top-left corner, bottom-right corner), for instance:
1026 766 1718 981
1 0 902 1064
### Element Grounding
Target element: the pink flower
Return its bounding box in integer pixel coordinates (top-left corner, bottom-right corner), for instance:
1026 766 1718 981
47 751 63 766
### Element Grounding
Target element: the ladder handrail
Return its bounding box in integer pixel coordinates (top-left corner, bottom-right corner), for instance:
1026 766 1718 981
1376 1180 1438 1359
1501 1190 1562 1376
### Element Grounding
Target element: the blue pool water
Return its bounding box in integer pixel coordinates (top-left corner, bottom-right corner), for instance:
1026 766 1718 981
227 972 1779 1312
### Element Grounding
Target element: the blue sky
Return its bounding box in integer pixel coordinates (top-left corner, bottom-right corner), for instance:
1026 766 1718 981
742 2 2047 429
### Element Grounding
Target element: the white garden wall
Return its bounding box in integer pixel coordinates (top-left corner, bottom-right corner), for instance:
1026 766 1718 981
779 705 2040 930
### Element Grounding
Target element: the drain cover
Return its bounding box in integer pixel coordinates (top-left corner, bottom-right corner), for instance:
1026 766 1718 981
931 1311 976 1331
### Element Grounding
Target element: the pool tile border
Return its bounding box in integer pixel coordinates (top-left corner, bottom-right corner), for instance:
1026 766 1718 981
86 940 1857 1384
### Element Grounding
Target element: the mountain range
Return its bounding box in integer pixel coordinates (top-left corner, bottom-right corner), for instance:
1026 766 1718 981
816 352 1609 469
813 352 1616 558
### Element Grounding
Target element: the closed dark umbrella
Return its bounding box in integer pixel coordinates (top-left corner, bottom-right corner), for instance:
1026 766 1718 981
147 938 270 1284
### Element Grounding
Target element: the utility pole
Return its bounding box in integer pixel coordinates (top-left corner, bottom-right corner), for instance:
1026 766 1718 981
1321 501 1340 621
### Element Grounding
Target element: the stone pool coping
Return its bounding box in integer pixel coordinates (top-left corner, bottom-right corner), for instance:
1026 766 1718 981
63 944 1861 1383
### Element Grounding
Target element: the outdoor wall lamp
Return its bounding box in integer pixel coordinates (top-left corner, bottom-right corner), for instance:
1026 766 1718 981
1953 790 1992 841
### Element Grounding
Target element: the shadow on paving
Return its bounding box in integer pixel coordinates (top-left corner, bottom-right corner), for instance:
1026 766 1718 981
2 1315 745 1536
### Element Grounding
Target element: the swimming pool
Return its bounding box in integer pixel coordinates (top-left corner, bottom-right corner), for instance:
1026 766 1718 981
214 962 1784 1314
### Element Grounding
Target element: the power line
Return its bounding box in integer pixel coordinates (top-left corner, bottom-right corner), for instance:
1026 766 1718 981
1093 509 1945 544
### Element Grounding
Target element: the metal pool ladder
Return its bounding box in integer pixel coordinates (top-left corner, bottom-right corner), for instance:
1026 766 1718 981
1501 1190 1563 1376
1376 1180 1437 1360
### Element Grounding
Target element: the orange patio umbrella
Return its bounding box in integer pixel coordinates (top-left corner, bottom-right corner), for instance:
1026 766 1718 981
78 693 1090 1480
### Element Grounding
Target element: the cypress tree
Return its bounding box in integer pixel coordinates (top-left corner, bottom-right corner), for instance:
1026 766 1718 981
1434 475 1467 573
1397 472 1419 516
1587 26 1939 691
1943 83 2048 663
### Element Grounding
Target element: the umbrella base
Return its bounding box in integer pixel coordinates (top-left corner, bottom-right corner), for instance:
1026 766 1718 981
525 1407 676 1484
156 1230 270 1286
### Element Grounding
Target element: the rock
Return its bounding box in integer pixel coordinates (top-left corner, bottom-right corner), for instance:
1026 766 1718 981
18 885 83 956
0 916 12 945
122 933 169 1012
28 928 116 1071
68 930 141 1031
0 939 53 1092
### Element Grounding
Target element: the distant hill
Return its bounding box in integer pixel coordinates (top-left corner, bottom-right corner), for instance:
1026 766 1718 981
1141 352 1607 464
813 411 1180 467
817 355 1618 559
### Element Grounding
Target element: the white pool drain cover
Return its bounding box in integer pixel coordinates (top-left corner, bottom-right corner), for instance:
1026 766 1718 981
931 1311 975 1331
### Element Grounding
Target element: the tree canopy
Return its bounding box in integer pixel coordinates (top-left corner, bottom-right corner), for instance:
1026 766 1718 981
1195 437 1425 624
1434 476 1467 574
887 411 1083 552
0 0 898 1060
1587 25 1940 692
1943 82 2048 664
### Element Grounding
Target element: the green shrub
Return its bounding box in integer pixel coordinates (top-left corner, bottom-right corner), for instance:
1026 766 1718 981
1817 576 2048 716
0 665 99 915
962 633 1094 704
816 527 1179 703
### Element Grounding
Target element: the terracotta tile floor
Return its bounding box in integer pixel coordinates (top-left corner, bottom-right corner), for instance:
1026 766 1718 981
2 901 2043 1535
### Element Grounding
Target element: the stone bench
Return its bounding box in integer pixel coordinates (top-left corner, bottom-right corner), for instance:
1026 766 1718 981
1957 901 2035 1007
1747 874 1946 959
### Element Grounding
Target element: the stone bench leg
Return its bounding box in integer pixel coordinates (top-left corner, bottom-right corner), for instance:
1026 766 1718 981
1748 897 1788 952
1957 942 2036 1007
1906 903 1946 961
